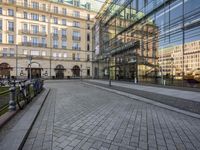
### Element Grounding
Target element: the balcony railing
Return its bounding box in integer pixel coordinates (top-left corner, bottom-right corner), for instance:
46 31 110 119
62 35 67 39
72 36 81 41
52 33 59 38
19 30 47 36
0 0 94 21
21 42 47 47
72 47 81 50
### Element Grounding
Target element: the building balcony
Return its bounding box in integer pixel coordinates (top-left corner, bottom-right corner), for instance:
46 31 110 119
19 30 47 36
72 36 81 41
62 35 67 39
52 33 59 38
72 47 81 50
20 42 47 48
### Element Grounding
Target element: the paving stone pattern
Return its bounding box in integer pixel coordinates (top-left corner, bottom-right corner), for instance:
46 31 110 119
23 81 200 150
86 81 200 114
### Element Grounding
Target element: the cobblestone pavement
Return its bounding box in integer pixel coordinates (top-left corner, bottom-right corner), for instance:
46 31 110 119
23 81 200 150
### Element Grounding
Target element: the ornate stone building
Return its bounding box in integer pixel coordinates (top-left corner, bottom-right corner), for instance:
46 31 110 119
0 0 100 79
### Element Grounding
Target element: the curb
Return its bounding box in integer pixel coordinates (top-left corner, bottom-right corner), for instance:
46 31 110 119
0 110 19 129
83 82 200 119
0 88 50 150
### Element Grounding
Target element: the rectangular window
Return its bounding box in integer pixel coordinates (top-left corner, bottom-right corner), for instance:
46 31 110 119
62 19 66 25
23 23 28 32
63 53 67 58
53 39 58 48
31 50 39 56
87 33 90 41
73 0 80 7
3 48 8 57
0 7 2 15
87 14 90 20
0 33 2 43
8 34 14 44
76 53 80 61
53 17 58 24
61 29 67 37
23 49 28 55
24 0 28 7
72 53 75 60
42 51 46 56
53 28 58 36
8 9 14 16
62 8 67 15
42 26 46 34
87 54 90 61
73 11 80 18
86 3 91 10
8 0 15 4
62 40 67 48
87 68 90 76
41 37 46 47
42 4 46 11
53 52 57 58
31 25 39 34
0 20 2 30
72 31 80 41
73 21 80 28
87 24 90 30
31 37 38 46
22 36 27 44
87 44 90 51
24 12 28 19
72 42 80 50
32 2 39 9
54 6 58 13
8 21 14 31
31 13 39 21
42 15 46 22
10 48 15 57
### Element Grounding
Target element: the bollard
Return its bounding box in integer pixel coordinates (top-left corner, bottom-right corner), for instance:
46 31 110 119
163 79 166 86
109 79 111 86
9 85 16 111
134 77 137 84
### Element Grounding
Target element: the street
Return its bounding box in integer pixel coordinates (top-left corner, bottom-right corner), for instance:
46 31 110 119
23 80 200 150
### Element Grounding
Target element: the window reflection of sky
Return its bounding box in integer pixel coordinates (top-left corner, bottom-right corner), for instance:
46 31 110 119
157 0 200 49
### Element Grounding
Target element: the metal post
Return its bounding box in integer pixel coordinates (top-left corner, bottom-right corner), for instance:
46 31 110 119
108 57 111 86
80 64 82 81
28 55 32 80
9 84 16 111
16 45 18 78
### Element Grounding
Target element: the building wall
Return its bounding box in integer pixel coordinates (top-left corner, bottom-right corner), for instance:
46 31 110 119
0 0 96 79
93 0 200 86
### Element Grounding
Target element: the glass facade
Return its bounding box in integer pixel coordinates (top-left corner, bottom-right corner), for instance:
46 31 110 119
93 0 200 87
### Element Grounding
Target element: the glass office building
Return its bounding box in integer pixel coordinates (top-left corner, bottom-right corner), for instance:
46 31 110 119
93 0 200 87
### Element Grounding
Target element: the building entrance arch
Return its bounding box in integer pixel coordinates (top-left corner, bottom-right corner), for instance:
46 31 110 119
26 62 42 79
0 63 12 78
72 65 80 77
55 65 66 79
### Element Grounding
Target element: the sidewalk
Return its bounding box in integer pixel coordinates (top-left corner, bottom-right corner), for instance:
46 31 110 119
86 80 200 114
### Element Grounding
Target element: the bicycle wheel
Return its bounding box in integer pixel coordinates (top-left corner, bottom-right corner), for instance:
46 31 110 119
16 92 25 109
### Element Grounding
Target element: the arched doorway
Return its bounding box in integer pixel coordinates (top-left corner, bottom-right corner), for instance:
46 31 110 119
0 63 12 78
55 65 65 79
72 65 80 77
26 62 43 79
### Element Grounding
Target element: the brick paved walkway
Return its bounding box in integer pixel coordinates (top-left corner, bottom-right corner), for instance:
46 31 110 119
23 81 200 150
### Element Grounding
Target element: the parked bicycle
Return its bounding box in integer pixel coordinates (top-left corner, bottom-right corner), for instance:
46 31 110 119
32 79 44 96
16 80 32 109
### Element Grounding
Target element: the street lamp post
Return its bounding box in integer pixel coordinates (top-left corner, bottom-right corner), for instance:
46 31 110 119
28 55 32 80
107 56 111 86
171 57 174 84
80 64 82 81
